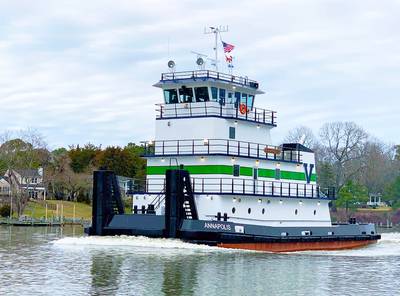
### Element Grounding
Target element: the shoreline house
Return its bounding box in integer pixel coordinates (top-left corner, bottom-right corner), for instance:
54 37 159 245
0 176 10 196
4 168 46 200
0 176 11 205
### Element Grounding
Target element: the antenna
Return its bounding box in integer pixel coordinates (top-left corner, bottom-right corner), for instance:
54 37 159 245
204 25 229 71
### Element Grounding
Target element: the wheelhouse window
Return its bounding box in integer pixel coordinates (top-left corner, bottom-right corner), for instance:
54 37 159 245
234 92 241 106
163 89 178 104
179 86 194 103
240 93 248 106
211 87 218 101
219 88 226 105
248 94 255 109
194 87 209 102
227 92 235 104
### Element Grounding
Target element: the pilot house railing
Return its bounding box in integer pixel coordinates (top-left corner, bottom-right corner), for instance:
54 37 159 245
161 70 259 89
156 102 277 126
143 139 302 163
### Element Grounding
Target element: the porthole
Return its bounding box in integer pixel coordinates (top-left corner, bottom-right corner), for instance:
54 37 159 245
267 200 271 204
313 210 316 215
295 209 298 215
232 207 236 214
262 208 265 214
248 208 251 214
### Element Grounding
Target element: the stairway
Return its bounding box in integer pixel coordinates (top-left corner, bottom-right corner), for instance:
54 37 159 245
181 172 198 220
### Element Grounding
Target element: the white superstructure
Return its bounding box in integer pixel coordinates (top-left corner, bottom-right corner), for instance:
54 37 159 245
134 70 334 227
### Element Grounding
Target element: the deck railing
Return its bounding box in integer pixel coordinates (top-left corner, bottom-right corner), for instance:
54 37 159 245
156 101 277 126
161 70 259 89
143 139 302 163
133 177 336 200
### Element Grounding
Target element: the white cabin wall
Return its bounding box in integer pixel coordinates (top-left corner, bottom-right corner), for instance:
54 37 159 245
155 117 272 145
195 195 332 227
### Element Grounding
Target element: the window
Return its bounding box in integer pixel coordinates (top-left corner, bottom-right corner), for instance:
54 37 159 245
233 165 240 177
275 169 281 180
248 94 255 109
262 208 265 214
219 88 226 105
232 207 236 214
178 86 194 103
314 210 316 215
163 89 178 104
211 87 218 101
295 209 298 215
234 92 241 106
227 92 234 104
253 168 258 180
229 127 236 139
194 87 209 102
241 93 248 106
248 208 251 214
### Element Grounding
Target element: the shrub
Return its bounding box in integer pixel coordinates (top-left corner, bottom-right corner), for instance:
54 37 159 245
0 204 11 217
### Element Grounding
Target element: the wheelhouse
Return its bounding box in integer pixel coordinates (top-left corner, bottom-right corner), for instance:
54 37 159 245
162 85 256 109
154 70 264 110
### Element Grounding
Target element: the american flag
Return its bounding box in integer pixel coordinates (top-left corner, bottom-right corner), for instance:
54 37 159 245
222 41 235 53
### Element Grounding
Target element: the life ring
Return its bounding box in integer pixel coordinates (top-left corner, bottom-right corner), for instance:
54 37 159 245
239 103 248 115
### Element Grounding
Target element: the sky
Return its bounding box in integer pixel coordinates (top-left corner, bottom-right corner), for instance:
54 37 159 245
0 0 399 149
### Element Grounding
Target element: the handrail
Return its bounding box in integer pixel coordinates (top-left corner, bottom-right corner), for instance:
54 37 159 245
160 70 259 89
156 102 277 126
134 177 336 200
142 139 302 163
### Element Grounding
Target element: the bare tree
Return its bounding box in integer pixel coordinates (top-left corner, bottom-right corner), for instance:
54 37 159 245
0 129 49 216
284 126 317 149
359 140 397 195
319 122 368 192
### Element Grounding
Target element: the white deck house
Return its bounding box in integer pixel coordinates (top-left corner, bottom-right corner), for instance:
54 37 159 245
4 168 46 199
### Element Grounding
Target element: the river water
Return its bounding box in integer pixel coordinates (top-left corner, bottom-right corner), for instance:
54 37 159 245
0 226 399 296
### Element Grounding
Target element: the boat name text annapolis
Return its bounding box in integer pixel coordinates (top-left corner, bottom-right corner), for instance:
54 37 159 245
204 222 231 231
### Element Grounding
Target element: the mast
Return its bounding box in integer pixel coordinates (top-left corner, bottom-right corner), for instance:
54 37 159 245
204 26 228 71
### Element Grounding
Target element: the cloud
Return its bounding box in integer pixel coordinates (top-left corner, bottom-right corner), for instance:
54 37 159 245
0 0 399 149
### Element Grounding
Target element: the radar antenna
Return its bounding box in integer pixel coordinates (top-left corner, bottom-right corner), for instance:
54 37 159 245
204 25 229 71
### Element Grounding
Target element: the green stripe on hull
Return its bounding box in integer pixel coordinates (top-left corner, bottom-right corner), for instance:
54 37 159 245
240 166 253 176
147 165 233 175
147 165 317 182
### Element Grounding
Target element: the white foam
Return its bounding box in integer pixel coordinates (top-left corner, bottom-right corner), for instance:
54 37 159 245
52 235 234 253
52 233 400 257
291 232 400 257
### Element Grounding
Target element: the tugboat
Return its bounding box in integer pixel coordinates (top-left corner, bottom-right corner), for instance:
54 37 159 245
87 30 380 252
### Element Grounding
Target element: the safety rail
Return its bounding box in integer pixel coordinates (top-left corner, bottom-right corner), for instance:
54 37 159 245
160 70 259 89
156 101 277 126
142 139 302 163
133 177 336 200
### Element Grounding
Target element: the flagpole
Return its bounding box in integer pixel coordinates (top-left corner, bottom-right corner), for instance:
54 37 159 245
215 30 218 71
204 26 228 71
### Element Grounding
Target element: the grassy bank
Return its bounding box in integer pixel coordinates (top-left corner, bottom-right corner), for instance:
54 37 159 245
23 200 92 220
22 199 131 220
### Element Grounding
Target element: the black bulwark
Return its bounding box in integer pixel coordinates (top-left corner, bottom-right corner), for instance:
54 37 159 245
90 170 125 235
164 169 198 238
